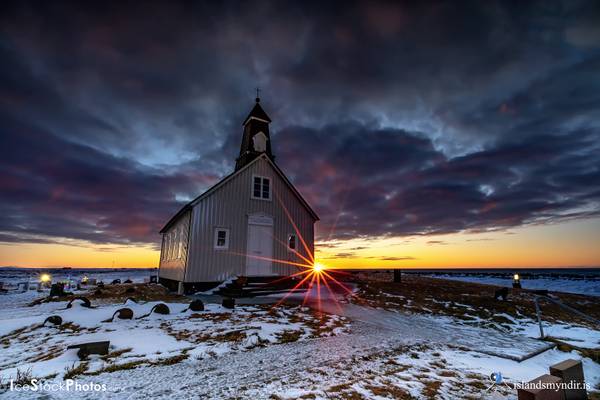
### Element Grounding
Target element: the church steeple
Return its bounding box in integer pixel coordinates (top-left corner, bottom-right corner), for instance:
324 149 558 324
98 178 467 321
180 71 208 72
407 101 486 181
235 96 274 170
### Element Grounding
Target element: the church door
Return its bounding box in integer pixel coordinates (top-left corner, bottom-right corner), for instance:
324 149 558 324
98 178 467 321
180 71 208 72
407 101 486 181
246 215 274 276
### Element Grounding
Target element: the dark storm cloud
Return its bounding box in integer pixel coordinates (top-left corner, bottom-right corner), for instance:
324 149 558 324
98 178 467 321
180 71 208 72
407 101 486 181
0 0 599 246
0 113 219 245
276 124 600 240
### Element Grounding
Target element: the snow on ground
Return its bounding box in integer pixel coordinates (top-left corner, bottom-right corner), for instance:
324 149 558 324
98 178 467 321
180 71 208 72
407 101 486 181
517 322 600 348
0 292 349 385
0 268 154 288
426 274 600 297
1 274 599 399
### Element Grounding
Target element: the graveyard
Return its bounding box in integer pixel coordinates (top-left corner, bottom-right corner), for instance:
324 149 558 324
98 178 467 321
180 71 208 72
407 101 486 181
0 272 599 399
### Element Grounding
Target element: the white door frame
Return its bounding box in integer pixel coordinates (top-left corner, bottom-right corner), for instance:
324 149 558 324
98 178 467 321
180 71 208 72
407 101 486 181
246 213 274 276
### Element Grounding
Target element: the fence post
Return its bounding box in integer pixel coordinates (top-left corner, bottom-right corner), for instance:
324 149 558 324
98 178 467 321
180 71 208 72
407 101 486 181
534 296 545 339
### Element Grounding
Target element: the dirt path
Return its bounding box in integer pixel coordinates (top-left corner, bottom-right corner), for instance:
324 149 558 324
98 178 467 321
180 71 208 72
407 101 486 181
306 300 554 361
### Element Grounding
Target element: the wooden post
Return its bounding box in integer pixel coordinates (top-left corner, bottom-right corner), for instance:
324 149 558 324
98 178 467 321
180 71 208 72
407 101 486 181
550 359 587 400
534 296 545 339
393 269 402 283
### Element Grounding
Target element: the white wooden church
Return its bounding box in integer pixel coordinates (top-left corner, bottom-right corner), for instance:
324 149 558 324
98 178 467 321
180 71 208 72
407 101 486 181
158 97 319 293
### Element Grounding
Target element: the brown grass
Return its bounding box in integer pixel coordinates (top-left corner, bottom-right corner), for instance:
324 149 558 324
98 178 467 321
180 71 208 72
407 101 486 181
152 354 189 366
28 345 63 362
358 275 600 330
83 283 187 304
544 337 600 363
421 380 442 399
87 360 146 375
188 312 232 322
325 382 364 400
101 348 133 361
366 384 415 399
276 330 303 343
64 362 88 379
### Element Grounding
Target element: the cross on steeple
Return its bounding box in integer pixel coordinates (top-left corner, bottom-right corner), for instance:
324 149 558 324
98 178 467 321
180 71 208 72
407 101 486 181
255 87 261 103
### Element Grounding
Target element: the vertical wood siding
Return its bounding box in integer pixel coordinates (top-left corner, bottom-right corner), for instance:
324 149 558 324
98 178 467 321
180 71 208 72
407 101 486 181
158 210 191 281
185 158 315 282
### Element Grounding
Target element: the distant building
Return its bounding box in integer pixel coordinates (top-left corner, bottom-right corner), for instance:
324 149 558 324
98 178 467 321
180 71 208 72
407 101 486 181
158 98 319 293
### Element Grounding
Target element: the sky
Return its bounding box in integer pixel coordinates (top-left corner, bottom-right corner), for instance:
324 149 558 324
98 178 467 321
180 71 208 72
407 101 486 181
0 0 599 269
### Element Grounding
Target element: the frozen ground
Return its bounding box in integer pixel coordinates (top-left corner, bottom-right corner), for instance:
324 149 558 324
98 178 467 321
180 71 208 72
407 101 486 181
1 274 599 399
425 274 600 297
0 267 154 288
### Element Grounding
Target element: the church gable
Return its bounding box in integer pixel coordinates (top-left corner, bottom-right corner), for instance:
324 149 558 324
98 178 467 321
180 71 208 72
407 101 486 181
159 97 318 288
192 154 318 221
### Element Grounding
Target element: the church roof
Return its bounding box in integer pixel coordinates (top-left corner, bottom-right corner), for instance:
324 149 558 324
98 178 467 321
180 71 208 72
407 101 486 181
159 154 319 233
242 100 272 125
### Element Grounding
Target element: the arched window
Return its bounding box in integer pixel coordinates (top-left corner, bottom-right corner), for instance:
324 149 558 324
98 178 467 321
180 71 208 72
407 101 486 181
252 132 267 152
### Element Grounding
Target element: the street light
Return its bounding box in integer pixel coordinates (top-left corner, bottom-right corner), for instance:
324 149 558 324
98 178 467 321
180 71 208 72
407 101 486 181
513 273 522 289
39 273 52 288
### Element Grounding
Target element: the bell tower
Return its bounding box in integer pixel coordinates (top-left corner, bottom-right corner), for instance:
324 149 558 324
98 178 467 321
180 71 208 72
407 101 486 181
235 95 274 171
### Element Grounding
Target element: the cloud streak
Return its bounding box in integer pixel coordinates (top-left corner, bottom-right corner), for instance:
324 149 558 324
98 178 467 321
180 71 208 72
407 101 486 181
0 0 599 248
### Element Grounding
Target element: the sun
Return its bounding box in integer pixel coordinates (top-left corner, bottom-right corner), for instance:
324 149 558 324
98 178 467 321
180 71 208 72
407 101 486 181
313 262 326 272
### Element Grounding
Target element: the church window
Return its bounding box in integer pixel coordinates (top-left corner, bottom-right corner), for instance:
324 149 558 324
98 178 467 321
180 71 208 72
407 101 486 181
214 228 229 250
177 226 184 259
288 234 297 251
252 175 271 200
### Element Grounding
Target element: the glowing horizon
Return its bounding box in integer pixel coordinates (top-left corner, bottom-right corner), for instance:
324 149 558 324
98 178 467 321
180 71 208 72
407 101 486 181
1 217 598 269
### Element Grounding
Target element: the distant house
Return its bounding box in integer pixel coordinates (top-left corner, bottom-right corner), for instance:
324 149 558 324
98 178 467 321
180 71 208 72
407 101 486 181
158 98 319 293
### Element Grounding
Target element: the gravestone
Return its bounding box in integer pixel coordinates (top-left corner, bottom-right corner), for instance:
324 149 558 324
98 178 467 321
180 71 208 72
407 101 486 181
550 359 587 400
67 341 110 360
102 308 134 322
66 297 92 309
49 283 66 297
222 297 235 309
43 315 63 326
518 374 565 400
188 299 204 312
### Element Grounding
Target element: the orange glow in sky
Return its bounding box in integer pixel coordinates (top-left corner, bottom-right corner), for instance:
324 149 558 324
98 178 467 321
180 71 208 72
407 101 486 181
0 217 598 269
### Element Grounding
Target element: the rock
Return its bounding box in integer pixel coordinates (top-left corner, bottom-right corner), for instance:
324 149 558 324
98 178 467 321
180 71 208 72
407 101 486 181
43 315 63 326
152 303 170 315
103 308 134 322
222 297 235 309
66 297 92 309
49 283 66 297
188 299 204 312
